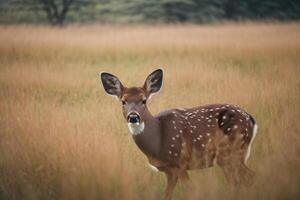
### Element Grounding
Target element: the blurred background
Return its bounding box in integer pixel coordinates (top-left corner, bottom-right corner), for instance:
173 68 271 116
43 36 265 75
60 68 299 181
0 0 300 25
0 1 300 200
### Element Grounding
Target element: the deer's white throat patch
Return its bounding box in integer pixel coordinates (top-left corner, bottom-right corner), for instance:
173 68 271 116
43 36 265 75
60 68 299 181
127 122 145 135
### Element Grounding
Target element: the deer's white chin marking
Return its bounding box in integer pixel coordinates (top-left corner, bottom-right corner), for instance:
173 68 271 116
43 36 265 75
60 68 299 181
127 122 145 135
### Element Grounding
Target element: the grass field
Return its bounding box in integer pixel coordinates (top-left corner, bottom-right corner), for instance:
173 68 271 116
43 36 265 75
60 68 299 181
0 22 300 200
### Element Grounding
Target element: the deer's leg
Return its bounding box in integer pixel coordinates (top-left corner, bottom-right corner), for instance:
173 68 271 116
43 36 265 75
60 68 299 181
219 163 237 186
234 148 255 186
179 170 190 184
219 152 255 187
179 170 194 199
238 162 255 186
179 170 190 187
164 171 178 200
239 145 256 186
217 146 237 186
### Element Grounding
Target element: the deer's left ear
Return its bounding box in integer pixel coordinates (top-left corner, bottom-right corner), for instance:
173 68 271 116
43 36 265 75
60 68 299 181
143 68 163 97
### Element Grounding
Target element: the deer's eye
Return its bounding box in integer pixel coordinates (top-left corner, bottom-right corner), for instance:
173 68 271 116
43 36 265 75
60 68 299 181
122 100 126 105
142 99 147 104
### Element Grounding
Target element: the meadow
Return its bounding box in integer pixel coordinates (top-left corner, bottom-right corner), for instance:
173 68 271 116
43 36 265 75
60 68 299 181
0 22 300 200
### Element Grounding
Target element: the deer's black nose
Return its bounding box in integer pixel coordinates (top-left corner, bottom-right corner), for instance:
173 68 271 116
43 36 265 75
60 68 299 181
127 112 140 123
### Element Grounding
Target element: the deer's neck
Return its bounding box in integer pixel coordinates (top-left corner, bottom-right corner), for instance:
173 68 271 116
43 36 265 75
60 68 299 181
132 109 161 159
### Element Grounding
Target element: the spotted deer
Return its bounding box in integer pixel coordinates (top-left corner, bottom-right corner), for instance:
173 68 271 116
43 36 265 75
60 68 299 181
100 69 258 200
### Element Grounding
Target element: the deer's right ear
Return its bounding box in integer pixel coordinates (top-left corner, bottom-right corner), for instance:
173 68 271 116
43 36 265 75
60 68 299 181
100 72 124 98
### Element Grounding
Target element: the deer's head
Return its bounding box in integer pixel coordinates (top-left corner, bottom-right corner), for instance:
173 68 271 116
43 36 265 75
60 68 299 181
100 69 163 135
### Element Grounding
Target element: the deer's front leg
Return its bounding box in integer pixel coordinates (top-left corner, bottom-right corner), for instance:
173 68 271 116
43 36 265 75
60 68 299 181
165 171 178 200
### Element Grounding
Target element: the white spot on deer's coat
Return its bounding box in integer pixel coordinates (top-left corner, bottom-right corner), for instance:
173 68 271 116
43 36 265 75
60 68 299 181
127 122 145 136
233 125 238 129
179 130 183 133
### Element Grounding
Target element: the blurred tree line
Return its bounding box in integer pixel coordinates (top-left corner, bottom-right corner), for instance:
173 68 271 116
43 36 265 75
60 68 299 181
0 0 299 25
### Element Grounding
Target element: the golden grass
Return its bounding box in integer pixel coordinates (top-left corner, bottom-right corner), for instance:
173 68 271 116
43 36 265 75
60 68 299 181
0 22 300 200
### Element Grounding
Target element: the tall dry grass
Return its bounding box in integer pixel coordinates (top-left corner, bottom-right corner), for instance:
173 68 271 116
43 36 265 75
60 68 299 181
0 22 300 200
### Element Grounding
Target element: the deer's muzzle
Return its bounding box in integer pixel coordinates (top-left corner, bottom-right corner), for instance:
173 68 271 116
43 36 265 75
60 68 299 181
127 112 141 124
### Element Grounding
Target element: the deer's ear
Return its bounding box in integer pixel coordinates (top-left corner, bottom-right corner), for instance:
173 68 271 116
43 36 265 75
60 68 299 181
143 68 163 97
100 72 124 98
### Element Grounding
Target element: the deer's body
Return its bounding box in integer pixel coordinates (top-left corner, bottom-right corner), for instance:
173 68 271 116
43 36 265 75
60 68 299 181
100 69 257 200
133 104 256 172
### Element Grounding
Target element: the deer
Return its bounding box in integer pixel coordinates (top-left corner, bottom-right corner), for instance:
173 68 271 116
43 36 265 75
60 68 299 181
99 68 258 200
